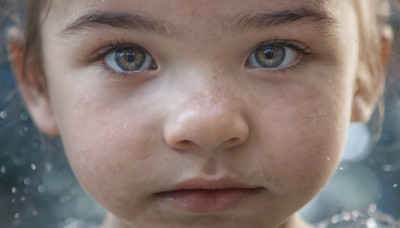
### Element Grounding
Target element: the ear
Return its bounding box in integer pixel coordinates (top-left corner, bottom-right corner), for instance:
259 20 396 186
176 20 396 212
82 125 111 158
351 25 393 122
7 27 59 137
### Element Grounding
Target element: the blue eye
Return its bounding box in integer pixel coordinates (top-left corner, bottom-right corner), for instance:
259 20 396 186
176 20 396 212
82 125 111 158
247 44 299 69
104 46 156 72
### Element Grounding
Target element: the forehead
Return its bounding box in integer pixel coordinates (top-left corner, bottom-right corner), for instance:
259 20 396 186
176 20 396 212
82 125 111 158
51 0 330 9
47 0 354 32
51 0 332 12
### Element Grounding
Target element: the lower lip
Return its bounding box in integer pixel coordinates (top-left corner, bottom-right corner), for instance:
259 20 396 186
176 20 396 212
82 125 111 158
157 188 262 212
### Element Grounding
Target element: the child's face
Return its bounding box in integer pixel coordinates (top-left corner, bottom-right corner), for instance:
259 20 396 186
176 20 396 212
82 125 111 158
27 0 372 227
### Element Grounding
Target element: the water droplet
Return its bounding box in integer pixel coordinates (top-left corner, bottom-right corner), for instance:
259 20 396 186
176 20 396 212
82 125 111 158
394 184 398 188
352 210 361 219
0 110 8 119
38 185 46 193
20 196 26 202
32 210 38 216
60 196 68 203
11 187 17 194
331 215 338 224
60 195 74 204
123 123 127 129
20 112 28 121
11 198 16 203
382 164 393 172
366 218 378 227
327 157 331 161
339 166 344 171
14 213 20 219
24 177 31 185
45 163 53 172
342 211 351 221
1 166 6 174
31 163 36 171
317 110 327 121
368 204 377 213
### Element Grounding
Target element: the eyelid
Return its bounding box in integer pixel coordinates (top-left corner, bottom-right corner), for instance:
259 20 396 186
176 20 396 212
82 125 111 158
87 41 158 77
88 42 151 64
255 39 311 55
245 39 313 71
88 43 124 64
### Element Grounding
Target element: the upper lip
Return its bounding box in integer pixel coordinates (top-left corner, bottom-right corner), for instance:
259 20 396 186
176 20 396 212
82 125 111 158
158 176 260 193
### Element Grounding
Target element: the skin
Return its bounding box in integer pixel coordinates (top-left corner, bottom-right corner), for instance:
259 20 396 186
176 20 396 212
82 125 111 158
9 0 389 227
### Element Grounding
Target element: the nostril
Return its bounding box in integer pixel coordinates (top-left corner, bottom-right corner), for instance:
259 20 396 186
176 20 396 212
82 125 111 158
169 139 193 151
229 137 240 143
225 137 243 147
179 140 191 146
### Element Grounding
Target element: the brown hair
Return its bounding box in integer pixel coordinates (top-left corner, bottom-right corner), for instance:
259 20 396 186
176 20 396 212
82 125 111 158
352 0 393 135
2 0 48 90
20 0 48 92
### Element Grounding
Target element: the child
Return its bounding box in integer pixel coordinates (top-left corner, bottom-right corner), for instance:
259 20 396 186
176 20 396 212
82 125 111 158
4 0 399 227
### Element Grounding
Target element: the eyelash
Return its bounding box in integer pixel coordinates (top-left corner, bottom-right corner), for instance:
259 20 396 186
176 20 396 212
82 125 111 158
89 40 137 63
246 39 313 72
88 39 312 77
271 40 311 55
87 40 157 78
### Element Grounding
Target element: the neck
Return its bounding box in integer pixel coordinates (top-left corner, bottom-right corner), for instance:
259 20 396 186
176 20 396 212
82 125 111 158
279 213 314 228
100 213 129 228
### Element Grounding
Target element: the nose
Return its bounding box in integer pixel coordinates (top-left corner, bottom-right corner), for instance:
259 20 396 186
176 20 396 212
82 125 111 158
164 99 249 152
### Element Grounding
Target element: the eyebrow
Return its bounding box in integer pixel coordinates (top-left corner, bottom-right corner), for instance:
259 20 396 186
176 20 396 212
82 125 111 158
62 7 336 38
226 8 337 34
62 11 177 37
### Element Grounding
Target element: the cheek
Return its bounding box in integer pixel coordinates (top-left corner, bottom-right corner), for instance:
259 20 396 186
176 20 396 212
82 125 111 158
248 72 353 199
48 79 164 207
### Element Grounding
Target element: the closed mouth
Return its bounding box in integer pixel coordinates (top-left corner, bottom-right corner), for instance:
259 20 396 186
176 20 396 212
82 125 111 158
155 177 264 212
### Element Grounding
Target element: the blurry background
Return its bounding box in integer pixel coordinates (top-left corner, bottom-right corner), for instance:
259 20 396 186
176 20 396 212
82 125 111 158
1 1 400 228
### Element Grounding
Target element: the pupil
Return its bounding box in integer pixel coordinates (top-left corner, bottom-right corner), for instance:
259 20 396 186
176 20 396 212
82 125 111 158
254 45 285 68
264 49 274 59
126 50 135 62
115 47 145 71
